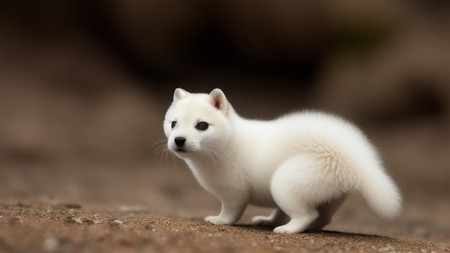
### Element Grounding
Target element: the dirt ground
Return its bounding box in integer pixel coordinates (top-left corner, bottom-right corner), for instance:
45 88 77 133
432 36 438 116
0 158 449 253
0 203 446 253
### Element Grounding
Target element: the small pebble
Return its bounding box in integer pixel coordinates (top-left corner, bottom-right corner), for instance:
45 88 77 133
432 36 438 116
111 220 123 226
82 218 97 225
66 216 83 224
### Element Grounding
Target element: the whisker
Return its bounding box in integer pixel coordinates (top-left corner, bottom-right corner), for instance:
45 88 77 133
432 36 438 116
152 139 177 165
153 138 229 170
152 139 167 148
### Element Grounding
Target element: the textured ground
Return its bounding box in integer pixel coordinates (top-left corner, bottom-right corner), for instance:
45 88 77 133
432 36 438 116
0 203 446 253
0 160 449 253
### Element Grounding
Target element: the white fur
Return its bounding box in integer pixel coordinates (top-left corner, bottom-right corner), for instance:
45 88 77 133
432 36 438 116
163 88 402 233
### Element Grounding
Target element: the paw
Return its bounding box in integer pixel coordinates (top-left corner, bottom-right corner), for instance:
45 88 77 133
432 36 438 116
273 223 305 234
273 225 297 234
251 216 275 226
204 215 235 225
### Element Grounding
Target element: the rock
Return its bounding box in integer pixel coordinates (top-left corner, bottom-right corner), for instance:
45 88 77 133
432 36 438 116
66 216 83 224
74 218 83 224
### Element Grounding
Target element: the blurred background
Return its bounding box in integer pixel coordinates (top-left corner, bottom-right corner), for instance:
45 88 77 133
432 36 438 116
0 0 450 242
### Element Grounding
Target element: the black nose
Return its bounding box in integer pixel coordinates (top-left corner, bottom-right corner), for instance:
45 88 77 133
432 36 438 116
174 137 186 147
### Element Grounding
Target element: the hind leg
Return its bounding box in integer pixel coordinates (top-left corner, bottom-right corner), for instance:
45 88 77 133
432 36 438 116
273 207 319 234
271 155 338 234
307 195 347 230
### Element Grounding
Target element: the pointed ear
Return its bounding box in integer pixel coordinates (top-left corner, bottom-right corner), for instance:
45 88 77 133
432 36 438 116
173 88 190 101
209 88 229 115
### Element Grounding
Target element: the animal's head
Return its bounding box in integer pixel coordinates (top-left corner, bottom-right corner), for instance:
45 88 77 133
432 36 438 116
164 88 233 159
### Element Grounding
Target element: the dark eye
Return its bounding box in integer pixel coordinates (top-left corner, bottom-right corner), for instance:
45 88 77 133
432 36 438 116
196 121 209 131
171 121 177 128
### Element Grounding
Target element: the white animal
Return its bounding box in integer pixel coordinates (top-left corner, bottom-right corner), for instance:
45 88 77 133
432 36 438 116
163 88 402 233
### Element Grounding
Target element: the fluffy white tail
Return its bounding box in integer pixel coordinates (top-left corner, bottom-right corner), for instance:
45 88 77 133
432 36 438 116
358 164 402 218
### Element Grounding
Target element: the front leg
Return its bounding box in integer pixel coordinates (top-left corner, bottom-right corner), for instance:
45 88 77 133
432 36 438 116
205 197 247 225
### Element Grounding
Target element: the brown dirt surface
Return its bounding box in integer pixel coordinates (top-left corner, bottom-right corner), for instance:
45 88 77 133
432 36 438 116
0 160 449 253
0 202 447 253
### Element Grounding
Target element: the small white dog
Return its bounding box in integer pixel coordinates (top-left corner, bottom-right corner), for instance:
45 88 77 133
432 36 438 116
163 88 401 233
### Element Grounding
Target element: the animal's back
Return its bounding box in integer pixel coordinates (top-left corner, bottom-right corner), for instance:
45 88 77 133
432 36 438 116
239 111 376 173
231 111 369 203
